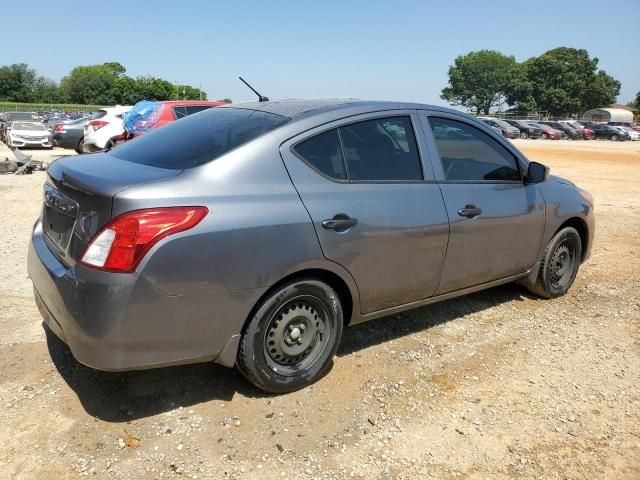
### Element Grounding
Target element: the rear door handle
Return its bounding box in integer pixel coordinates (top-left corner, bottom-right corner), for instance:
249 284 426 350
322 215 358 231
457 205 482 218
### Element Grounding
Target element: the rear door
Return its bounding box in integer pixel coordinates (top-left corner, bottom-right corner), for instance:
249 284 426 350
421 112 546 294
280 111 449 314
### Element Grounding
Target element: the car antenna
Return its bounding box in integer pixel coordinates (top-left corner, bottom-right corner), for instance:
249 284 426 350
239 76 269 102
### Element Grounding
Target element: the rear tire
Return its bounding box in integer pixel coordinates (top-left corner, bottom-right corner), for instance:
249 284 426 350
542 132 549 140
76 139 84 154
520 132 528 139
237 278 343 393
526 227 582 299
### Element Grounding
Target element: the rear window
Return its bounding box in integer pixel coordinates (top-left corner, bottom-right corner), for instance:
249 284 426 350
7 112 38 121
108 107 289 169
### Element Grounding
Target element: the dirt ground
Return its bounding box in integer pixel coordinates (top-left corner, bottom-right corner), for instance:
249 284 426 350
0 140 638 480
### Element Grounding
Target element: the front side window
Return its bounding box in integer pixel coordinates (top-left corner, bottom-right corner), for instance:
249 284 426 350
293 116 423 182
429 117 521 182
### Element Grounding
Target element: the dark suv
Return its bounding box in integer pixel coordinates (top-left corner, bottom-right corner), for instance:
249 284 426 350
588 123 630 141
504 120 542 139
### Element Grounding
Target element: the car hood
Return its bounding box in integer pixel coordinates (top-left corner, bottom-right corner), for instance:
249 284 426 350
11 129 49 136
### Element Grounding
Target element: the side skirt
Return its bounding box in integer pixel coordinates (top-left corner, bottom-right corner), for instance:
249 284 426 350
351 270 531 325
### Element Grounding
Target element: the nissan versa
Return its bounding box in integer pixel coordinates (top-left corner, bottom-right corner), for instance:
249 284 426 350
28 100 595 393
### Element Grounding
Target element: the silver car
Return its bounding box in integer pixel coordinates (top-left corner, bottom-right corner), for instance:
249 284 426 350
28 100 595 393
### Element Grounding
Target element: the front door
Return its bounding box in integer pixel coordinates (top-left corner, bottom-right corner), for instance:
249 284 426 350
280 112 449 314
422 114 546 294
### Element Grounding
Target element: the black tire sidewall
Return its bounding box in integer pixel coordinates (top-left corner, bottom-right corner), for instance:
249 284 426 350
541 227 582 297
239 279 343 393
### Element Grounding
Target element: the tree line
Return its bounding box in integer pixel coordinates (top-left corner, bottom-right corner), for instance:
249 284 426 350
441 47 635 117
0 62 229 105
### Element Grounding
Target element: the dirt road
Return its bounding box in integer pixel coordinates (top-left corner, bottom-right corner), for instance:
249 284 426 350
1 140 638 479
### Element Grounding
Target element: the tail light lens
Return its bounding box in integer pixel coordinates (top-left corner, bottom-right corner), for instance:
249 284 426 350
80 206 208 273
89 120 109 131
54 124 66 133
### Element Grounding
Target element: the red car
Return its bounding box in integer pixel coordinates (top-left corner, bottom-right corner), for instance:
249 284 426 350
532 122 562 140
123 100 226 139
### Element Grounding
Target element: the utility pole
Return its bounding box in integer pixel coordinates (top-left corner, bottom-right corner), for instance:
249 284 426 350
175 82 179 101
199 83 202 101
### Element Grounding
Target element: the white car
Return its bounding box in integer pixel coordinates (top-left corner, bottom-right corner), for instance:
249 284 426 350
83 106 132 153
6 121 52 148
617 126 640 141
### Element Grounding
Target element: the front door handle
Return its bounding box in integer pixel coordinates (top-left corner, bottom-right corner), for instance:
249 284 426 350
322 215 358 231
457 205 482 218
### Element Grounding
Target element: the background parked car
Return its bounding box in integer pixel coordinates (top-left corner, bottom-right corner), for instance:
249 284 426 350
478 118 520 138
504 119 542 139
0 111 39 143
588 123 629 141
531 122 562 140
122 100 225 140
609 126 634 141
558 121 595 140
608 121 640 132
51 117 90 153
82 106 132 153
5 121 52 148
616 126 640 140
538 121 582 140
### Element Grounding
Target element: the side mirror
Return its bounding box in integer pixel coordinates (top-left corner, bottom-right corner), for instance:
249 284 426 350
525 161 549 184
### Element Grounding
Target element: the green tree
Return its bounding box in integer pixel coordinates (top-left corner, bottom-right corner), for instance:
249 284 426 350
31 76 60 103
509 48 620 116
441 50 516 114
135 76 174 100
0 63 37 102
59 62 127 104
176 84 207 100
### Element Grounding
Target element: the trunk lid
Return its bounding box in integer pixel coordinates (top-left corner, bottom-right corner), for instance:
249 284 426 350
43 152 182 265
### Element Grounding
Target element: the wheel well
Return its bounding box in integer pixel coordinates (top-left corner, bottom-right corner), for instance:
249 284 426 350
242 269 354 335
558 217 589 261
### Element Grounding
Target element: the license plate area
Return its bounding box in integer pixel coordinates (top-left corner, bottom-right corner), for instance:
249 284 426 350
43 184 78 254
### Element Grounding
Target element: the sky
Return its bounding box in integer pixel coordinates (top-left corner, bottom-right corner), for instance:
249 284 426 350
3 0 639 106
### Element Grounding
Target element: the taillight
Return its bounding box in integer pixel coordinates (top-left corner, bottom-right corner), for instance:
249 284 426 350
54 124 65 133
80 207 208 273
89 120 109 131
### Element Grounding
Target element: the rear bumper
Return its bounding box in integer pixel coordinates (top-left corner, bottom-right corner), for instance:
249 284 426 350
28 220 263 371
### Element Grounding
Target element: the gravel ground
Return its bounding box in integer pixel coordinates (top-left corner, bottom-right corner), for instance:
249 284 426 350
0 140 638 479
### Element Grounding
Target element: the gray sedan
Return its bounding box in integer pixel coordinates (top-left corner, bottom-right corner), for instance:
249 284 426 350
28 100 595 393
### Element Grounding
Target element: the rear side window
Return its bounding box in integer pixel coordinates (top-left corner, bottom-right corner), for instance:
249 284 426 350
172 105 213 120
429 117 521 182
293 116 423 182
109 107 289 169
294 129 347 180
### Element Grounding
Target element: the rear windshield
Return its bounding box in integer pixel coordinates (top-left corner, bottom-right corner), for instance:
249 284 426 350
108 107 289 169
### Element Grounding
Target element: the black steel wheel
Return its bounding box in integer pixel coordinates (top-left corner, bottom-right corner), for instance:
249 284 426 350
237 278 343 393
525 227 582 299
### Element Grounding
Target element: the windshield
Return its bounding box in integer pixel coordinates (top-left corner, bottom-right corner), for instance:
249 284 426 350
13 122 47 131
108 107 290 169
493 119 512 128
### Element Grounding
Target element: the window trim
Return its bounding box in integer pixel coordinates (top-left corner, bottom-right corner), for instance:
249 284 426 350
422 113 526 184
290 113 426 184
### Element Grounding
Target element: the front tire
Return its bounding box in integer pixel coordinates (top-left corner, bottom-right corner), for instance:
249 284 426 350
526 227 582 299
610 134 619 141
520 131 528 139
237 278 343 393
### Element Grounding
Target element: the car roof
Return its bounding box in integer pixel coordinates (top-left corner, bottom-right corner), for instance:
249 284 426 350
223 98 463 121
158 100 226 106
